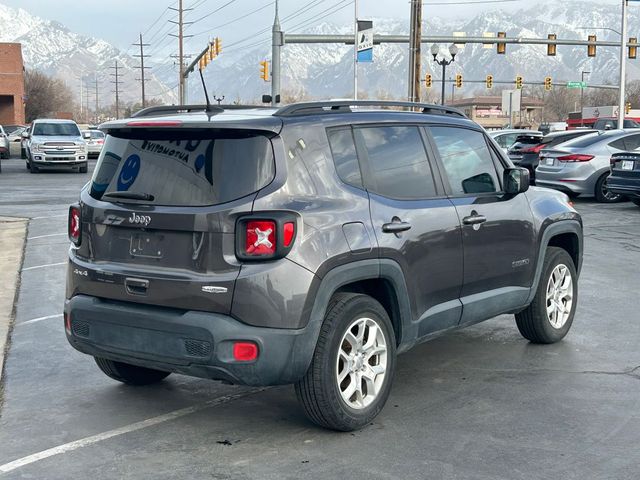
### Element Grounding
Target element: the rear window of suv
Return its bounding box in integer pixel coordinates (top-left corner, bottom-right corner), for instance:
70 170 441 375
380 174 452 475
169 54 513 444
89 131 275 206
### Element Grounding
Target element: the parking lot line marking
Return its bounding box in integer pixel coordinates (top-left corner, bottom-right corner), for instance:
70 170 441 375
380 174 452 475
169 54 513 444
18 314 63 326
31 214 67 220
26 233 66 240
22 262 66 271
0 388 266 474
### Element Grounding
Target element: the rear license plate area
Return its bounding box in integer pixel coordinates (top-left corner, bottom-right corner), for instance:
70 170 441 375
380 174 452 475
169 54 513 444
621 160 635 170
130 233 164 258
544 157 554 166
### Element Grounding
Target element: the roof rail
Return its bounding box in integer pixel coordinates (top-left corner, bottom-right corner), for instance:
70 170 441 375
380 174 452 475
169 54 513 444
274 100 467 118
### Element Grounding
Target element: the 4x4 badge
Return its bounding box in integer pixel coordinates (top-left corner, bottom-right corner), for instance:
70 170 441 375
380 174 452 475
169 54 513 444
128 213 151 226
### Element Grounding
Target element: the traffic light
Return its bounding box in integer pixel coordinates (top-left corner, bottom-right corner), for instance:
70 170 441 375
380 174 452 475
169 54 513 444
544 76 552 91
629 37 637 59
515 75 523 89
199 54 209 71
208 43 216 61
626 102 631 114
588 35 597 57
425 73 432 88
214 37 222 56
486 74 493 89
455 74 463 88
496 31 506 55
547 34 557 56
260 60 269 82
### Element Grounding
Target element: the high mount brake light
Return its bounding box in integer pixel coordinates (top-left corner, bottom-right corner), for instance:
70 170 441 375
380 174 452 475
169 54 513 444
68 205 81 246
125 120 183 127
557 154 595 162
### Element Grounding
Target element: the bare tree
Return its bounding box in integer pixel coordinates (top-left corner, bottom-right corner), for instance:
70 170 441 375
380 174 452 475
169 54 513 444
24 70 74 122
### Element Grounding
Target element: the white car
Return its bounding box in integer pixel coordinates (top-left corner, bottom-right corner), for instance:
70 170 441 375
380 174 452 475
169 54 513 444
0 125 10 160
24 119 88 173
82 130 105 158
488 129 543 153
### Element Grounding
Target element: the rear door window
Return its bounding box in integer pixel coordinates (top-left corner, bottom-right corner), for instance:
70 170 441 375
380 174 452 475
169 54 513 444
430 126 500 195
90 131 274 206
356 125 438 199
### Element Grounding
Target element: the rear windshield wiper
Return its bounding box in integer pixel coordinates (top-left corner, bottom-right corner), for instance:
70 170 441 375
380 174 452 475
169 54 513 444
102 192 155 201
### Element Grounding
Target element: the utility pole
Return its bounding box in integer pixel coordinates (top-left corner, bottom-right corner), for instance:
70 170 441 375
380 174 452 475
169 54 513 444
169 0 192 104
408 0 422 102
110 61 123 119
84 83 91 121
133 33 151 108
271 0 283 106
94 76 99 124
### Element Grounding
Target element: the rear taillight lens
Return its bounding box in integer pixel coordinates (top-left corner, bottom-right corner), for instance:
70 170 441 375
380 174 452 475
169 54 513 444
557 154 594 162
245 220 276 256
236 214 297 261
97 139 104 144
522 144 545 154
68 205 81 246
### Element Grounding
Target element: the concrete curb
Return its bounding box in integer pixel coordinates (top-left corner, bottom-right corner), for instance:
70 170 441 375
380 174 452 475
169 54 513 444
0 216 28 398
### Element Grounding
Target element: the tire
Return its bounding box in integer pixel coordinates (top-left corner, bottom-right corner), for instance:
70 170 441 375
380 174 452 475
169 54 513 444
632 199 640 207
94 357 170 386
595 172 623 203
79 164 88 173
25 161 29 170
21 148 26 159
295 293 396 431
29 161 38 174
515 247 578 344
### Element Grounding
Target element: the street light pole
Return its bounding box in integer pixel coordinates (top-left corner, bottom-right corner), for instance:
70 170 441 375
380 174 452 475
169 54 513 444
431 43 458 105
618 0 628 129
581 71 590 127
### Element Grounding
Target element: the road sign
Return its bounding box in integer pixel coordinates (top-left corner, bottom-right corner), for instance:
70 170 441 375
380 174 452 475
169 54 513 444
502 89 521 116
357 20 373 63
567 81 587 89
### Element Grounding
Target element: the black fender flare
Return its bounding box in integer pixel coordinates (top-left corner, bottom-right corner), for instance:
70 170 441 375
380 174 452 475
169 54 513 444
290 259 414 380
525 219 583 306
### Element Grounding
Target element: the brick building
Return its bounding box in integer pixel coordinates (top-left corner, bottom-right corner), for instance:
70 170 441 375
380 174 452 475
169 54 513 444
0 43 26 125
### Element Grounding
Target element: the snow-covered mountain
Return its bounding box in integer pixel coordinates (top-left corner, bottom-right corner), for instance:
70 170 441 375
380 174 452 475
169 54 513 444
0 3 177 105
190 0 640 102
3 0 639 106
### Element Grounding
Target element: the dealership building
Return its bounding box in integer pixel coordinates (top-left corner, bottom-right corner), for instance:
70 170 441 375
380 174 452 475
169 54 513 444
0 43 26 125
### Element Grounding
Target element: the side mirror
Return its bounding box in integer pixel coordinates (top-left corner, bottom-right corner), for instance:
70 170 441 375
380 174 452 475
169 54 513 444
21 131 29 139
504 167 529 195
82 132 91 139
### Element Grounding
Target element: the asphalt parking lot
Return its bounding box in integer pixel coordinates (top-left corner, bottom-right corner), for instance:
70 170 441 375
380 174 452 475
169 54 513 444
0 155 639 480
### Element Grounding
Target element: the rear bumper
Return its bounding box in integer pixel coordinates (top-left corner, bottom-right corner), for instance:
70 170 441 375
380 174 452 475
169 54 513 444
607 176 640 198
535 163 599 195
65 294 318 386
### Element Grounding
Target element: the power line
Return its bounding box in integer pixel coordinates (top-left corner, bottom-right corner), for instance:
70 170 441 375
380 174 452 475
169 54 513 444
188 0 238 25
188 1 275 38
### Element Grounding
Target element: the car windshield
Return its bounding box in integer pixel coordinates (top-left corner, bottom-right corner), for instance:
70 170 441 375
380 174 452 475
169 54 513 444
32 122 81 136
3 125 23 134
90 131 105 139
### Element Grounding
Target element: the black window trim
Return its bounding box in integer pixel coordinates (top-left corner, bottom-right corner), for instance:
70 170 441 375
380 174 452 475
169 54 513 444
425 124 506 198
351 122 447 201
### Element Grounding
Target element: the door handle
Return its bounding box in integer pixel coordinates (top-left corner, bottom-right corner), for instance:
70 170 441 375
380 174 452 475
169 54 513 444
125 277 149 296
382 221 412 233
462 214 487 226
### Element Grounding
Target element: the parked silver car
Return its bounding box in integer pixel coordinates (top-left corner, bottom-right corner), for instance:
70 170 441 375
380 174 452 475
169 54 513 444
82 129 105 158
536 129 640 202
0 125 10 160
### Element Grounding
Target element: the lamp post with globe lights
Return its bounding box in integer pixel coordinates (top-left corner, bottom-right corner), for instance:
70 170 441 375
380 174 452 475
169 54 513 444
431 43 459 105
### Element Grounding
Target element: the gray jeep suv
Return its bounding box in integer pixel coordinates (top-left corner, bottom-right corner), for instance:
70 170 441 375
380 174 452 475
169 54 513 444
65 101 583 431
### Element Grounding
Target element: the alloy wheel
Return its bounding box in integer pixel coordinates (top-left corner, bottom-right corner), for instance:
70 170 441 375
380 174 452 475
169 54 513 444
546 264 574 329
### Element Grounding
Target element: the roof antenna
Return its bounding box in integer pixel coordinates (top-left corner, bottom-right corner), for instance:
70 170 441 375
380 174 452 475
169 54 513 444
198 66 212 111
